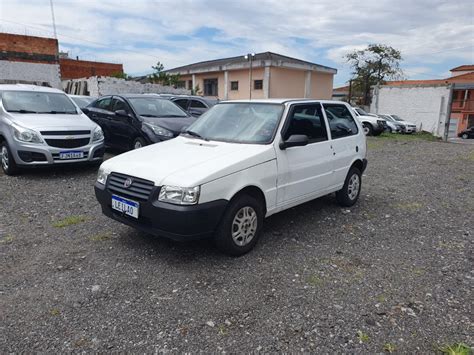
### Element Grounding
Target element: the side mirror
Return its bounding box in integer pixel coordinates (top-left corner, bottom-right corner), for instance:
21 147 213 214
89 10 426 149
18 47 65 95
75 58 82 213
115 109 131 118
279 134 309 150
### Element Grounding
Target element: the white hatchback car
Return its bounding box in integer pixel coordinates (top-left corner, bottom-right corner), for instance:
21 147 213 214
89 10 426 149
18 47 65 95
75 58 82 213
95 99 367 255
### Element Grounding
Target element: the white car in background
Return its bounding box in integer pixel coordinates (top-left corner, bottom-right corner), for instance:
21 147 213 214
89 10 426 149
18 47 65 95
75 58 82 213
352 107 386 136
382 114 417 133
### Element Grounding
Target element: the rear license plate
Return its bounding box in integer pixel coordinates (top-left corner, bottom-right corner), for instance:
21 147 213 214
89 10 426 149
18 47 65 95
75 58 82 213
59 151 84 160
111 195 139 219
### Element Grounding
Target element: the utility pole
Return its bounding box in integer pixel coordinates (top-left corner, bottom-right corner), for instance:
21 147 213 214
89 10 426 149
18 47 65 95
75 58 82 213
348 79 353 104
50 0 57 39
245 53 255 99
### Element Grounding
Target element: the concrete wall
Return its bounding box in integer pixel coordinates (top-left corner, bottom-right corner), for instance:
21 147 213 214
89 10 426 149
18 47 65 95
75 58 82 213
371 84 451 137
311 72 334 99
62 76 190 97
270 67 305 98
0 60 61 88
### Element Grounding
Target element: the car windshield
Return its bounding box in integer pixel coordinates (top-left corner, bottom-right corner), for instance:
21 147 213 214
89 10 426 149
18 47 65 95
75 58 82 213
128 97 187 117
71 96 94 108
355 107 368 115
2 91 78 114
392 115 403 121
185 103 284 144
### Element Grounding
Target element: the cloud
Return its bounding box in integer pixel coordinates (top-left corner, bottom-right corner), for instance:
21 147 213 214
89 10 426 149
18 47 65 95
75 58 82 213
0 0 473 84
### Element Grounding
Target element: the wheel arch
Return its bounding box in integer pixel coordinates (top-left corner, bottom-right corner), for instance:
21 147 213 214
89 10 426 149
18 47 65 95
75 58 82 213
350 158 365 173
230 185 267 215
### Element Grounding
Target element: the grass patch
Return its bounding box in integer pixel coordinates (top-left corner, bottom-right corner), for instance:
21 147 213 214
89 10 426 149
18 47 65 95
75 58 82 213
378 131 440 142
307 275 325 286
49 308 60 316
438 343 471 355
357 330 370 343
0 235 14 244
367 139 385 150
395 202 422 211
377 294 387 303
383 343 397 353
52 215 86 228
89 232 112 242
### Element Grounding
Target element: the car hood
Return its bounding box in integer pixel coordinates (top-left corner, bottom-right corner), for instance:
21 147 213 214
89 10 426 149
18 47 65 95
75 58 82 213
101 136 276 186
141 115 197 134
7 112 97 131
400 120 416 126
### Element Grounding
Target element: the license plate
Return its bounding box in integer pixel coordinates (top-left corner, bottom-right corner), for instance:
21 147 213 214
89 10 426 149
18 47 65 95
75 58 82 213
111 195 139 219
59 151 84 160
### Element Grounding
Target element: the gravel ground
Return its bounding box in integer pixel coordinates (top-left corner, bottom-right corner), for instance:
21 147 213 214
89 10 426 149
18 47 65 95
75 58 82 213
1 137 473 353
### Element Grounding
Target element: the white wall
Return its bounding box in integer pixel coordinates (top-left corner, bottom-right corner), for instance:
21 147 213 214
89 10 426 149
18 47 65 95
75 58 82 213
62 76 190 97
371 84 451 137
0 60 61 88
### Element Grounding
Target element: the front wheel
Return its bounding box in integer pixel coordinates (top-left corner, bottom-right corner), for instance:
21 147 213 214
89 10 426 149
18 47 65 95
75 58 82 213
132 137 146 150
461 133 469 139
363 123 373 136
214 194 264 256
1 142 20 176
336 167 362 207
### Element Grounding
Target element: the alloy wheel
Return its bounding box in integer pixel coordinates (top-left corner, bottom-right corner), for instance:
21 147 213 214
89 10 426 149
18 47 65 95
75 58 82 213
134 141 143 149
347 173 360 200
231 206 258 246
1 146 9 171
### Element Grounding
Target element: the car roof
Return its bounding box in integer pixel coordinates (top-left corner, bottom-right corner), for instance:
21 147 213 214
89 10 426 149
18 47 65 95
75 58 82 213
115 94 169 100
220 98 349 105
0 84 64 94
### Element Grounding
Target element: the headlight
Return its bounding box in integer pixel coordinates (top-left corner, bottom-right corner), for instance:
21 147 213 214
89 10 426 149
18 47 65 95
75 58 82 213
144 123 174 138
92 126 104 142
158 185 200 205
11 123 43 143
96 167 109 185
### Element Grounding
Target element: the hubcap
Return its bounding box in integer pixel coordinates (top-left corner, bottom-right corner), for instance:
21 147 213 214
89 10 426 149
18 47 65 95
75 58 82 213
134 141 142 149
1 146 9 171
347 173 360 200
231 206 258 247
363 125 370 135
462 134 468 139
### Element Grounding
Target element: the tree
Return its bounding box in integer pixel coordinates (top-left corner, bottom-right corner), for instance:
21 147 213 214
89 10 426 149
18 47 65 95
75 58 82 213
150 61 181 87
346 44 403 106
110 71 129 80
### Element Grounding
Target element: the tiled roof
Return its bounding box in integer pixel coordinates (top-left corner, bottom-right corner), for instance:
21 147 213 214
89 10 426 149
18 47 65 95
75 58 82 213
450 65 474 72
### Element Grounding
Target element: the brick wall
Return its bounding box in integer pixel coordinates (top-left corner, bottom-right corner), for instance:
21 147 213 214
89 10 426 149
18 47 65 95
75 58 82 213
0 33 58 63
60 58 123 80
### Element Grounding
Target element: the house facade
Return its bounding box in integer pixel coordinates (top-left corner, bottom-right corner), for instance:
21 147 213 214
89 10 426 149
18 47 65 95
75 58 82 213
165 52 337 100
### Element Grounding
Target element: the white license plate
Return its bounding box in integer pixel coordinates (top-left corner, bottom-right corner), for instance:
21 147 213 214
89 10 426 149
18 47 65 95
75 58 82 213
111 195 139 219
59 151 84 160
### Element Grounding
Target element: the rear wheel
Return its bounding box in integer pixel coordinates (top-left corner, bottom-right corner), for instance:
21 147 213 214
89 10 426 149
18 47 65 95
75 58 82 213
132 137 146 150
214 194 264 256
461 133 469 139
336 167 362 207
1 142 20 176
363 123 373 136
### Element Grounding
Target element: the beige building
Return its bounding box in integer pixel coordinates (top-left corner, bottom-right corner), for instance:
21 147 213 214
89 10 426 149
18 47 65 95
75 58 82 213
165 52 337 100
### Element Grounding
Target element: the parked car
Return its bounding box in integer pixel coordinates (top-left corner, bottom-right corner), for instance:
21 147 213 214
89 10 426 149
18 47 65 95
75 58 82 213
378 114 402 133
68 95 95 110
84 94 197 151
382 114 417 133
458 126 474 139
95 99 367 255
0 84 104 175
352 107 386 136
166 95 218 117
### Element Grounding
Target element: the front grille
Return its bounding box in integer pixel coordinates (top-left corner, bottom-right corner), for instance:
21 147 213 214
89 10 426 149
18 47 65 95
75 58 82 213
41 130 90 135
377 120 386 127
45 138 90 148
107 172 155 201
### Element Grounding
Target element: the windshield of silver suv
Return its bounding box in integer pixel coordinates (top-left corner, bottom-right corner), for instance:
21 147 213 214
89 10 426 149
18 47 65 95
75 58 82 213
2 91 78 114
128 97 187 118
355 107 368 116
184 102 284 144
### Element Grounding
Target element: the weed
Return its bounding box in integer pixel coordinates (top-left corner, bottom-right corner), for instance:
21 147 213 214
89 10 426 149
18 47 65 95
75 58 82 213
395 202 422 211
307 275 324 286
0 235 14 244
89 232 112 242
218 324 228 335
377 294 387 303
438 343 471 355
357 330 370 343
50 308 60 316
378 132 440 142
383 343 397 353
53 216 86 228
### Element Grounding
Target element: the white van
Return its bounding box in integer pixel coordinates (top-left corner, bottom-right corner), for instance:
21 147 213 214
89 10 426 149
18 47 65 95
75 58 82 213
95 99 367 255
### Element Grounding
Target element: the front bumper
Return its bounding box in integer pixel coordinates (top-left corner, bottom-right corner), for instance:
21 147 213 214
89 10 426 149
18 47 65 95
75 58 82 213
10 140 104 166
94 182 228 241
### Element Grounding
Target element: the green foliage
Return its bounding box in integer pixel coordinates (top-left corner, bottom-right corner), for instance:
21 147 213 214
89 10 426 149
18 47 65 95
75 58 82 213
357 330 370 343
110 71 129 80
346 44 404 105
150 61 181 87
438 343 471 355
383 343 396 353
191 84 202 95
53 215 86 228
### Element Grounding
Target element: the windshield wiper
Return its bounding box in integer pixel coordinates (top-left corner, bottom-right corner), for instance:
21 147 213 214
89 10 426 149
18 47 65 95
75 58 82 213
184 130 209 141
39 111 76 114
7 109 38 113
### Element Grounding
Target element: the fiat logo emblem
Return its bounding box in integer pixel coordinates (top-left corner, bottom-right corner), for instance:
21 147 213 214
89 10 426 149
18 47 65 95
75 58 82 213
124 178 133 188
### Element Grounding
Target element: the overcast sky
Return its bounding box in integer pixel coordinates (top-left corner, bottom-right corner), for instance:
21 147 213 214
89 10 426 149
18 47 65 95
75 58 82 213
1 0 473 85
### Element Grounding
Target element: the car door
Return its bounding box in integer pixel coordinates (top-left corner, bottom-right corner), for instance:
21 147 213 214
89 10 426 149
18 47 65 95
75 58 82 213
172 98 190 113
110 97 136 150
322 103 361 184
275 103 335 206
188 99 208 117
88 96 113 144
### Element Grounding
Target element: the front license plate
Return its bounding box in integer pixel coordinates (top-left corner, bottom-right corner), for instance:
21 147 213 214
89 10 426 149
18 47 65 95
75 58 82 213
111 195 139 219
59 151 84 160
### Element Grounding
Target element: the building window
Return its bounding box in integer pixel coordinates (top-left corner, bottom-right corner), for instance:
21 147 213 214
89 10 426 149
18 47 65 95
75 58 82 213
254 80 263 90
176 81 185 88
231 81 239 91
204 78 218 96
188 80 193 90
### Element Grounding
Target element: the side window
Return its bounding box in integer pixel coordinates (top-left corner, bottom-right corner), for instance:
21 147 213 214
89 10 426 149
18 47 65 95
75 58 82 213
93 97 112 111
190 100 207 108
173 99 189 110
112 98 131 113
323 104 358 138
284 104 328 143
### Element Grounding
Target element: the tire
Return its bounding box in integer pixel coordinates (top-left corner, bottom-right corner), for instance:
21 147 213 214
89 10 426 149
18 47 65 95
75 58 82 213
214 194 264 256
461 133 468 139
1 142 20 176
132 137 146 150
362 123 373 136
336 167 362 207
387 127 393 134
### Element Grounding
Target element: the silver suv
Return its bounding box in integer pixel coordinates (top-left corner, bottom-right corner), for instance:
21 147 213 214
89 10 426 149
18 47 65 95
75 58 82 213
0 85 105 175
